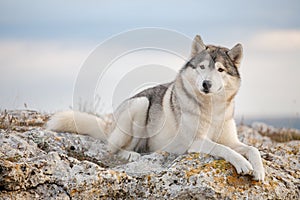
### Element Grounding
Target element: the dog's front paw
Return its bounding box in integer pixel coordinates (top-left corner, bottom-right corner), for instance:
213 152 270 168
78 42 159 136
228 154 253 175
247 147 265 181
252 167 265 182
118 150 141 162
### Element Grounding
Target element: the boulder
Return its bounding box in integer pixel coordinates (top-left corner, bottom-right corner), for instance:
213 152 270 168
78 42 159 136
0 111 299 199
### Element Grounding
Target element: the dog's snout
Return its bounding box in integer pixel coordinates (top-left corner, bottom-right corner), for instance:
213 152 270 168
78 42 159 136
202 80 212 90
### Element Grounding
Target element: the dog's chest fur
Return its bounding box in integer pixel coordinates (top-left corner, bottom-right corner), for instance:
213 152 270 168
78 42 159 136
182 94 233 141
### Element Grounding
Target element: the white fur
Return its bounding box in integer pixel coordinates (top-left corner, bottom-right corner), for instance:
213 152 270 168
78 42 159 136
46 110 107 140
47 35 265 181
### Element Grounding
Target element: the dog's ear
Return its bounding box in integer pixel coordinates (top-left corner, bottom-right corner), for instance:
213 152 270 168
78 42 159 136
228 43 243 67
191 35 206 58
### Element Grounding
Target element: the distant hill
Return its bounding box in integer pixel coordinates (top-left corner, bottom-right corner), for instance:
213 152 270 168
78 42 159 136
236 116 300 130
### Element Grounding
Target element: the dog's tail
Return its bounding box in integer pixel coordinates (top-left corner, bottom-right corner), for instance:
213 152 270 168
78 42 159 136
46 110 111 141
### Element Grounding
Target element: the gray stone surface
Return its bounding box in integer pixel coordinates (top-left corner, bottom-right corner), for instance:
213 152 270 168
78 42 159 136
0 111 299 199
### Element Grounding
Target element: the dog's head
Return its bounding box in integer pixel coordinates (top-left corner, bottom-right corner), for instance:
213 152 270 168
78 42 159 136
181 35 243 99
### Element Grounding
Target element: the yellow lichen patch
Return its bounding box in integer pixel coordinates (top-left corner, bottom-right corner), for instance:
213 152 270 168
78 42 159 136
89 187 101 195
250 179 263 185
256 178 280 193
147 175 152 187
183 153 200 161
108 170 116 175
204 160 233 174
185 166 205 179
212 176 230 193
184 157 194 161
226 175 251 186
147 175 151 182
213 176 225 184
185 159 233 180
115 172 128 183
5 155 22 162
157 151 170 157
70 189 78 196
268 179 279 187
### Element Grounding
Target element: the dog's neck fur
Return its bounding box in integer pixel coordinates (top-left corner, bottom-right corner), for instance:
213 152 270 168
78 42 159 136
174 74 235 122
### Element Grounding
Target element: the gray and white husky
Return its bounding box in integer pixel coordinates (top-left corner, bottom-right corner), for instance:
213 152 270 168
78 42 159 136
47 35 264 181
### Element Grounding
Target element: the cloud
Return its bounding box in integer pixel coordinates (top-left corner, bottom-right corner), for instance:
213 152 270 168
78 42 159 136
0 39 93 110
248 30 300 52
1 32 300 117
235 30 300 117
0 39 187 111
0 40 92 81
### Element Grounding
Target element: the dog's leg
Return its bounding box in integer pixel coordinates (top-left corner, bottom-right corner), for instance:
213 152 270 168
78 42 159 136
107 120 142 162
108 130 141 161
228 142 265 181
188 138 253 175
219 120 265 181
108 97 149 162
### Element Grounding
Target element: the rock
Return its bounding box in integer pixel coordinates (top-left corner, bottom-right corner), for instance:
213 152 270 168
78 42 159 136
252 122 300 142
0 110 299 199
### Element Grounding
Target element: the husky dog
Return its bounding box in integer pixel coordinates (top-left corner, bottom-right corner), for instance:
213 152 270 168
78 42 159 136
47 35 265 181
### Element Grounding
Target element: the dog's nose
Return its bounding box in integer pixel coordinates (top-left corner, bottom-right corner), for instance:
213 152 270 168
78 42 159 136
202 80 212 90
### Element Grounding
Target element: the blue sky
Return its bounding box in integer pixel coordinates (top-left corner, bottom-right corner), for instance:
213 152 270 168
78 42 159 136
1 0 300 118
1 0 299 40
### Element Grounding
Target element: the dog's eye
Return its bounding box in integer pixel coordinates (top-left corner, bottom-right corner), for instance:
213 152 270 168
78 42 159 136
218 68 225 72
199 65 205 69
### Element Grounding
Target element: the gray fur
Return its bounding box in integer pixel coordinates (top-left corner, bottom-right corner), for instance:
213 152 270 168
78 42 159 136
131 83 172 126
206 45 240 77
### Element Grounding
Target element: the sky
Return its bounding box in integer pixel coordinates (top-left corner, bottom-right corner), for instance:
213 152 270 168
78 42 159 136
0 0 300 119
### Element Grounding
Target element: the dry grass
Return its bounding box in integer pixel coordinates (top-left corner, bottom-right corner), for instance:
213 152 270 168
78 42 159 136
0 109 50 132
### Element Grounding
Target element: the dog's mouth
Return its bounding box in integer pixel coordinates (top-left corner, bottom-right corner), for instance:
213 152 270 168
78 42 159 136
201 87 223 95
203 89 210 94
200 88 212 95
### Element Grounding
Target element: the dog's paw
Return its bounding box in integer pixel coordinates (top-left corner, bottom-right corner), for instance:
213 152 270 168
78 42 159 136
234 161 253 175
252 167 265 182
229 155 253 175
118 150 141 162
128 151 141 162
246 147 265 181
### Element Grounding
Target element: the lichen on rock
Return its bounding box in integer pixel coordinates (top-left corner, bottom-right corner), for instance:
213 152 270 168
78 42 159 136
0 110 299 199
